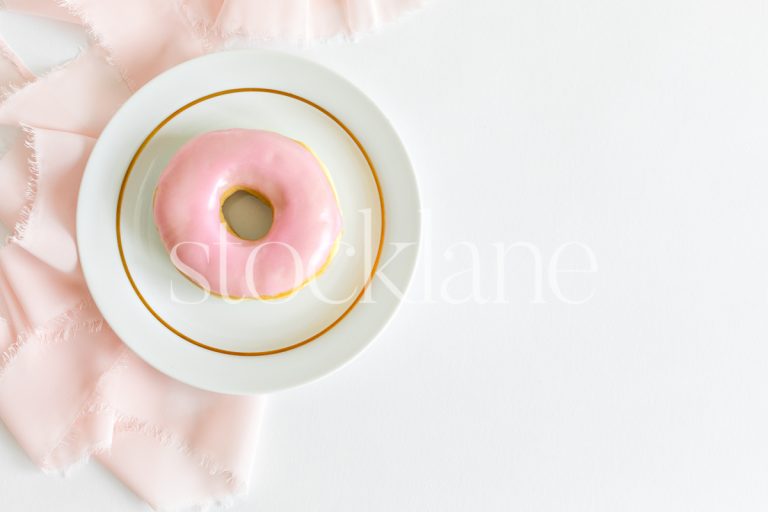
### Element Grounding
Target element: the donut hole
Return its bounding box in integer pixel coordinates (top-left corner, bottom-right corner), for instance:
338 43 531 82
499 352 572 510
221 189 274 240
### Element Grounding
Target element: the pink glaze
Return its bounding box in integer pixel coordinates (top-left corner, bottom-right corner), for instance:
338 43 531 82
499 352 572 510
153 129 343 299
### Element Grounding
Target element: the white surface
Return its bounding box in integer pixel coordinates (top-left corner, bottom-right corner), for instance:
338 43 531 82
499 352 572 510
78 49 419 393
4 0 768 510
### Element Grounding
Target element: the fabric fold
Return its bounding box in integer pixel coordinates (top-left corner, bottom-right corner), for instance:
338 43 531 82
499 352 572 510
215 0 427 42
56 0 207 88
3 0 81 23
0 47 130 137
0 32 34 88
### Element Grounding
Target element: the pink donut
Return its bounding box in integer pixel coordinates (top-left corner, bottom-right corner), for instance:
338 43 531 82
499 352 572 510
153 129 343 299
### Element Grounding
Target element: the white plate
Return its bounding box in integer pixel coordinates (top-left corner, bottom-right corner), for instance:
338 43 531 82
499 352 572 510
77 50 420 394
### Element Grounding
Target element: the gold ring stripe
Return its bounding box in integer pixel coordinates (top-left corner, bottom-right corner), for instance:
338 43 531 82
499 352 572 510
116 88 386 356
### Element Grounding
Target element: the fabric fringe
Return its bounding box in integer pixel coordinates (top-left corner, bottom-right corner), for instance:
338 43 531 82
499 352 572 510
0 79 25 104
221 0 431 47
37 346 129 473
35 343 246 510
54 0 211 87
0 299 103 380
0 44 88 106
43 399 247 511
172 0 218 53
3 123 38 244
40 438 113 477
0 46 109 246
52 0 128 86
111 412 244 488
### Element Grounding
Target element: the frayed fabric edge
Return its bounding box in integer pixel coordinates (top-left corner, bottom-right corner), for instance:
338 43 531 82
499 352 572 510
3 123 39 245
171 0 219 54
54 0 209 89
110 409 249 512
0 46 106 247
0 298 103 380
0 38 94 107
41 440 247 512
33 341 248 512
220 0 432 47
42 401 249 512
40 438 112 477
53 0 116 68
51 0 132 89
110 409 246 488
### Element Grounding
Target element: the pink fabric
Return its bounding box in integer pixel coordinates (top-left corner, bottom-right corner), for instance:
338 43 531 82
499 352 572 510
0 0 422 509
213 0 426 42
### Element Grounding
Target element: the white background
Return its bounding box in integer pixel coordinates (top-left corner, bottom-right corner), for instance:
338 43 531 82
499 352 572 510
3 0 768 510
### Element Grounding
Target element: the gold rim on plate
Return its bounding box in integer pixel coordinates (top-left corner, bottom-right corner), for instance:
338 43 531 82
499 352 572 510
116 88 386 356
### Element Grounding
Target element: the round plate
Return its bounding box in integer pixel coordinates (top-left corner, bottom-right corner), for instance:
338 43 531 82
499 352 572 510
77 50 420 394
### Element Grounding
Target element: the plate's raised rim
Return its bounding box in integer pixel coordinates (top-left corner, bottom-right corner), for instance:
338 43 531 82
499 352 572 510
77 49 421 394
